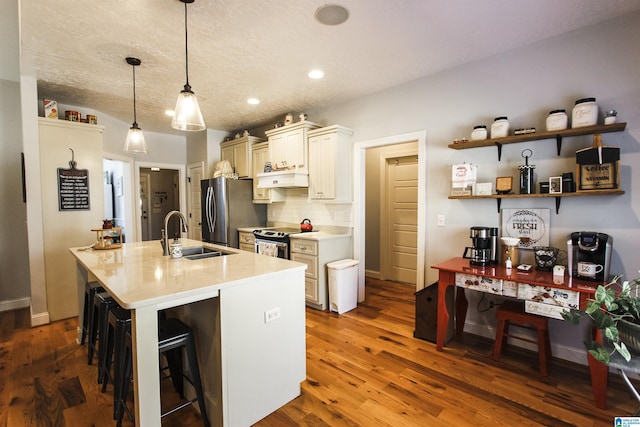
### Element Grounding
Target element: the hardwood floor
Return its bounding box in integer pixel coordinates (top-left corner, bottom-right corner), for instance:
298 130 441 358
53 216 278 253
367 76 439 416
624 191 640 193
0 278 637 426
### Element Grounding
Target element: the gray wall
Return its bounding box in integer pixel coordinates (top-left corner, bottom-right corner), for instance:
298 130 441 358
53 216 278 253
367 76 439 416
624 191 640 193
308 12 640 361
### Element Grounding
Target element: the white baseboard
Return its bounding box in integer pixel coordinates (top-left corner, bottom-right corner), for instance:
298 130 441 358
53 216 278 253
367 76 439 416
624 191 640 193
30 310 50 326
365 269 380 279
0 297 30 313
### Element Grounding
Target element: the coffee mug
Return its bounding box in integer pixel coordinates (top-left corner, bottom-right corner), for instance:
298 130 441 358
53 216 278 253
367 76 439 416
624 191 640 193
578 261 603 276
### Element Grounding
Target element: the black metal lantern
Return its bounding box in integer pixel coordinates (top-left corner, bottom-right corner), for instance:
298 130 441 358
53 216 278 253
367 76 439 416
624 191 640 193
518 149 535 194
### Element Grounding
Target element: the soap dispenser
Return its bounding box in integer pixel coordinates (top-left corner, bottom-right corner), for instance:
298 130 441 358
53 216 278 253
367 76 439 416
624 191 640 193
170 235 183 259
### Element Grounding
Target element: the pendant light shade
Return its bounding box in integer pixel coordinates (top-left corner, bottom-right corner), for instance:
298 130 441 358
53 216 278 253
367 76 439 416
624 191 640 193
172 0 206 131
123 57 148 154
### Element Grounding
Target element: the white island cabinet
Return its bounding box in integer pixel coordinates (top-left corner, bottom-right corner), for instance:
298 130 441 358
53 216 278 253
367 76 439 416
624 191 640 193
71 239 306 427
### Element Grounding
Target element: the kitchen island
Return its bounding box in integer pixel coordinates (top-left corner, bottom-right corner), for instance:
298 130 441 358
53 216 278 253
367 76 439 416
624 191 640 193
70 239 307 426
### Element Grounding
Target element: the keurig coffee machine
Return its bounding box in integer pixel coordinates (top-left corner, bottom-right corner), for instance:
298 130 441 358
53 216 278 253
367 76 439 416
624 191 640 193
463 226 498 266
567 231 612 282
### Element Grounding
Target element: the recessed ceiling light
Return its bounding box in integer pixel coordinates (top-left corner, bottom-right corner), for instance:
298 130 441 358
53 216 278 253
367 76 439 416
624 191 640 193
314 4 349 26
165 110 175 117
247 98 260 105
308 69 325 79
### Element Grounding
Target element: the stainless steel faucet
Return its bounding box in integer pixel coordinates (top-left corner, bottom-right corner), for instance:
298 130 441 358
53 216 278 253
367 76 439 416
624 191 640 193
162 210 189 256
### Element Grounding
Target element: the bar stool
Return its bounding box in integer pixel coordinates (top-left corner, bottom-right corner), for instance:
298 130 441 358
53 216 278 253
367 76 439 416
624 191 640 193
81 281 104 345
101 306 131 420
117 317 210 427
492 300 551 376
88 291 118 380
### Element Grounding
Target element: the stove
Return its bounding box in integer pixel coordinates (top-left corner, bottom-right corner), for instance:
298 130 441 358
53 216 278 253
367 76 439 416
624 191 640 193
253 228 314 259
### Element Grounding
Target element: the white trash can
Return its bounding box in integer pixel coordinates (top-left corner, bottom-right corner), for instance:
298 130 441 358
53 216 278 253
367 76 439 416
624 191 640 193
327 259 359 314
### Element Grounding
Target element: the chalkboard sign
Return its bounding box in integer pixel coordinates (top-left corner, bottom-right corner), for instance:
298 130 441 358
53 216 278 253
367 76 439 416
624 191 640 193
58 166 90 210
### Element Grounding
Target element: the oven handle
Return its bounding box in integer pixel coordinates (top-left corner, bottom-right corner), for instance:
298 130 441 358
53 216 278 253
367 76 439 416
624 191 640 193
254 239 288 250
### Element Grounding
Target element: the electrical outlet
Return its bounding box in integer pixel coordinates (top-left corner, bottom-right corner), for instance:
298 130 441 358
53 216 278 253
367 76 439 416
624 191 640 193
265 307 280 323
437 214 445 227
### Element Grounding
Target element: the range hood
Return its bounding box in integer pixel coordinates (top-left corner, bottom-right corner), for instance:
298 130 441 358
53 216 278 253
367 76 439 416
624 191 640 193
257 170 308 188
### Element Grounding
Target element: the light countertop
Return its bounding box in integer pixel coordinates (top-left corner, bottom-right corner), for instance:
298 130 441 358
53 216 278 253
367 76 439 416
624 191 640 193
70 239 306 309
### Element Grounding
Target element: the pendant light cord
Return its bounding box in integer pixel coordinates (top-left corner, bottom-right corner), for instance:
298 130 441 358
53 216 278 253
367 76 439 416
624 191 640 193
131 63 138 125
183 1 190 89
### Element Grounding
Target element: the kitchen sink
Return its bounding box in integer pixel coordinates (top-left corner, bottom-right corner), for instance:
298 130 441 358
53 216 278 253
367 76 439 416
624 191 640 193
182 246 229 260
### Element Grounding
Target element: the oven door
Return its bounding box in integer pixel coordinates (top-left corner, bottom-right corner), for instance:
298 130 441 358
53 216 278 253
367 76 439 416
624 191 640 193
255 237 289 259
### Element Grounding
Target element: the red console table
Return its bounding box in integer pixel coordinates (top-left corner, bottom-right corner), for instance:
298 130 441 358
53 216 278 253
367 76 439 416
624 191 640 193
431 257 610 409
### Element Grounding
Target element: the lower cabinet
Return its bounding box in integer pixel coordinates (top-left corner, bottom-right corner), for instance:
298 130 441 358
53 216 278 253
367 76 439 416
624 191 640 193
290 235 352 310
238 231 255 252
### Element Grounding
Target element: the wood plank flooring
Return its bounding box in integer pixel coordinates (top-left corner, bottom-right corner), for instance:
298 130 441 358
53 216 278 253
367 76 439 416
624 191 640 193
0 278 637 426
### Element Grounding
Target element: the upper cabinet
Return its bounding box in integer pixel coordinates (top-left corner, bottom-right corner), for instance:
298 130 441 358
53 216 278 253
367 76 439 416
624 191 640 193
308 125 354 202
264 121 321 172
251 141 285 203
220 135 265 178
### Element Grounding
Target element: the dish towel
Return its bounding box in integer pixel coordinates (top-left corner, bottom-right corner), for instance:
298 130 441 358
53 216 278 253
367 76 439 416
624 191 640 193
258 241 278 257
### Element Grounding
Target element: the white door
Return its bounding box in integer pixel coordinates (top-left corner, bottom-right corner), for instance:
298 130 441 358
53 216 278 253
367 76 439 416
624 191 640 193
187 162 204 240
140 173 151 241
383 155 418 284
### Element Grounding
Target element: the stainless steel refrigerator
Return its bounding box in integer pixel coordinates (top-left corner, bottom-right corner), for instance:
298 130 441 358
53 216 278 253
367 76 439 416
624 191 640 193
201 177 266 248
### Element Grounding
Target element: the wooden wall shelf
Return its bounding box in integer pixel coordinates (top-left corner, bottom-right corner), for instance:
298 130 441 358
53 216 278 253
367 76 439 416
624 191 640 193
448 122 626 160
448 189 625 214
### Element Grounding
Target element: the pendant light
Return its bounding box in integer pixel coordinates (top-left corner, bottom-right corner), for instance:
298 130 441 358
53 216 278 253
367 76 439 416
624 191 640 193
123 57 149 154
171 0 206 131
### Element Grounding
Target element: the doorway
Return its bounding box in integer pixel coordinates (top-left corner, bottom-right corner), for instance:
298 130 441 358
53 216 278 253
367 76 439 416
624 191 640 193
354 131 427 301
102 155 135 243
134 162 187 242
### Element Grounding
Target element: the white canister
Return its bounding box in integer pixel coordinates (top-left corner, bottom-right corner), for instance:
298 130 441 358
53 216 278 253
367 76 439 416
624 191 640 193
471 125 488 141
604 110 617 125
490 116 509 138
572 97 598 128
546 109 568 131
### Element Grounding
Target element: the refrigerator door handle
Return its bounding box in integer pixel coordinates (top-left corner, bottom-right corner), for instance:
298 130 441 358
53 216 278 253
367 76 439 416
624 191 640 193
206 186 214 232
211 187 216 234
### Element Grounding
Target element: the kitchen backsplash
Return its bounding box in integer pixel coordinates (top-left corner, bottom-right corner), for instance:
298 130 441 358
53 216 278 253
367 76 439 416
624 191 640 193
267 188 353 228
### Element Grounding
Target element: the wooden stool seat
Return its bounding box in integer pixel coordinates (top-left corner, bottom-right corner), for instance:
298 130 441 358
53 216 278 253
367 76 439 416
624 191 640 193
492 300 551 376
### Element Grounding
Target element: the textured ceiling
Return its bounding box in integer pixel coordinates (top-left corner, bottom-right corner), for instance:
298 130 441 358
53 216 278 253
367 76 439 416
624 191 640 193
20 0 640 135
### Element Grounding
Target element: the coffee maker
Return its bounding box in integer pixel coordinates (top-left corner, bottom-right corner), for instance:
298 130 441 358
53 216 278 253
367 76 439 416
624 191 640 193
463 226 498 266
567 231 612 282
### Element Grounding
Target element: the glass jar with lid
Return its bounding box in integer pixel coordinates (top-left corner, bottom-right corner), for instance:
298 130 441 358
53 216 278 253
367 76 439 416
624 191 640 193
490 117 509 138
471 125 487 141
546 109 568 131
572 97 598 128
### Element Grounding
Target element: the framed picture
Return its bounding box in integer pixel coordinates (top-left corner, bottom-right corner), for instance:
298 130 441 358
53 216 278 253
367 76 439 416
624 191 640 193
549 176 562 194
501 208 550 249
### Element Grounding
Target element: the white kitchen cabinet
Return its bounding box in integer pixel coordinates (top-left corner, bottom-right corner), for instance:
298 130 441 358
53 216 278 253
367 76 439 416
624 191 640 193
290 234 352 310
238 231 256 252
251 142 285 203
220 135 264 178
264 121 320 171
308 125 353 202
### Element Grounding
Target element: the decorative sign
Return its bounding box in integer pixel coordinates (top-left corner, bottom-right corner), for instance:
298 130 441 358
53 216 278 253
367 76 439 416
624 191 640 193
501 208 550 249
58 149 90 211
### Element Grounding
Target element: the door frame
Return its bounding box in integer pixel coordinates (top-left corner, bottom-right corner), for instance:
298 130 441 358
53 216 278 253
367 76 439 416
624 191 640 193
103 152 137 242
353 130 427 301
187 161 205 240
134 162 187 242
